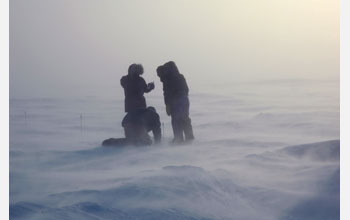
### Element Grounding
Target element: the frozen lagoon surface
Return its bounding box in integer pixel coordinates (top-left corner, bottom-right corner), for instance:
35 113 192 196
10 80 339 220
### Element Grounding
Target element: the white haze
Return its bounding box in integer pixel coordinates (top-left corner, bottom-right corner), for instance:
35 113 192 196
10 0 339 219
10 80 339 219
10 0 339 98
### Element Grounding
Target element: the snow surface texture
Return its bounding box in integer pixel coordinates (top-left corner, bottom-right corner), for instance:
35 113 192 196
10 80 339 220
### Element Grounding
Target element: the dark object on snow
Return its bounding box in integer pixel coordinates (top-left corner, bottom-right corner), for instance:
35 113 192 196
157 61 194 143
121 64 154 113
102 138 129 147
122 106 161 145
102 107 161 147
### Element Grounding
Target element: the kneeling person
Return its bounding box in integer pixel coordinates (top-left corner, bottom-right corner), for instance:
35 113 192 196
122 106 161 145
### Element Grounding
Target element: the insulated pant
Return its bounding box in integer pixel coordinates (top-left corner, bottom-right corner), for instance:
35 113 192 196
170 96 194 142
124 123 152 146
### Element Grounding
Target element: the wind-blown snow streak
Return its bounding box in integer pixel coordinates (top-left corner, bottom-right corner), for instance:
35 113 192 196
10 80 339 220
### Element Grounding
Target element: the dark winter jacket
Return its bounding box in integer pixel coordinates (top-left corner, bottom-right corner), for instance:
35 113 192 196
120 75 152 112
163 73 189 107
122 108 161 142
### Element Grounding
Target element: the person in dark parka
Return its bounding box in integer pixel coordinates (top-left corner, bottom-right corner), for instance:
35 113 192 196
157 61 194 143
121 64 154 113
156 65 171 114
122 106 162 145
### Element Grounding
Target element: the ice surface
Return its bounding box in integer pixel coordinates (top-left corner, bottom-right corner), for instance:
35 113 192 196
10 79 339 219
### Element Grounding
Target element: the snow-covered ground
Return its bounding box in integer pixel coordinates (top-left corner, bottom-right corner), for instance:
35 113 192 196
10 79 339 220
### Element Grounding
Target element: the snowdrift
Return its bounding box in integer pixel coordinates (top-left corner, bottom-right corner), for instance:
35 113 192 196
10 140 339 220
10 80 339 219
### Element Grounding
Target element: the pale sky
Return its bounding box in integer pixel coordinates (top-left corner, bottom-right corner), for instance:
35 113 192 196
10 0 339 98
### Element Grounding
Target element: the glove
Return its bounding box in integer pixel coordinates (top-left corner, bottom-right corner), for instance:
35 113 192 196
147 82 155 91
166 105 171 116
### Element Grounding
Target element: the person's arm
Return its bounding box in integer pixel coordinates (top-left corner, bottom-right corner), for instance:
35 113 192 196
164 93 170 107
142 78 154 93
163 87 171 115
163 81 172 104
145 82 155 93
165 105 171 116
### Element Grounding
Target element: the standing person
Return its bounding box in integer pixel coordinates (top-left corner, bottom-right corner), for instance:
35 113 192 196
157 61 194 143
121 64 154 113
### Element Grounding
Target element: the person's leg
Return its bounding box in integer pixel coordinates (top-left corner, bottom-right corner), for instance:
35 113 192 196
183 116 194 141
102 138 129 147
171 97 194 143
139 129 152 146
125 123 144 145
124 123 134 142
134 125 152 146
179 96 194 141
152 126 161 144
171 115 184 143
